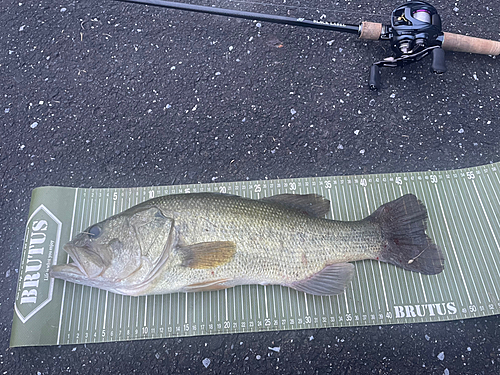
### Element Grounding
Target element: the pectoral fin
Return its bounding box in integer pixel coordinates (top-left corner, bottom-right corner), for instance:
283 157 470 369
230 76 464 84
288 263 355 296
179 241 236 269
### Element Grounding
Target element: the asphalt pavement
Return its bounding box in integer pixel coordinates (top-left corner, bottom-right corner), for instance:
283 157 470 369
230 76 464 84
1 0 499 373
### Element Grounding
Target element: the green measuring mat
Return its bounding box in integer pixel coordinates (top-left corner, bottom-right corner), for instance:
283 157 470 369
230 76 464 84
11 162 500 347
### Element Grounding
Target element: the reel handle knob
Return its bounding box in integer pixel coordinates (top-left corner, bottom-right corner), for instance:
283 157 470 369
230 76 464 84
431 47 447 74
369 64 382 90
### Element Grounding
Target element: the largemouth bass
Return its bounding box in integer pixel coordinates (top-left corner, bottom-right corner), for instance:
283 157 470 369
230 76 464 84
50 193 444 296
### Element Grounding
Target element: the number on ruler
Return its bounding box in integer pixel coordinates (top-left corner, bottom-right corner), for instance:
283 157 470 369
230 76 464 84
254 184 261 193
360 178 367 187
289 182 296 191
325 181 332 189
148 191 155 199
430 175 438 184
219 186 227 194
467 171 475 180
113 192 118 201
395 177 402 185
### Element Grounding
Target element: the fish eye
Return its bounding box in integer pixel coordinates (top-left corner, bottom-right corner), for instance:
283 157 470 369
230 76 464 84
88 225 102 238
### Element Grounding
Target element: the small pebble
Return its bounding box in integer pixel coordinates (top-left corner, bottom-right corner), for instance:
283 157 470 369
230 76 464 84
437 352 445 361
202 358 211 368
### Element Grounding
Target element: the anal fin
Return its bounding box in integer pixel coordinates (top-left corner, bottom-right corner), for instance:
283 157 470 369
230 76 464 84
288 263 355 296
184 278 232 292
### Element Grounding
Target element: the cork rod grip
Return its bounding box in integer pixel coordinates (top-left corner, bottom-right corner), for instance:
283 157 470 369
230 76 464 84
442 32 500 55
359 22 383 40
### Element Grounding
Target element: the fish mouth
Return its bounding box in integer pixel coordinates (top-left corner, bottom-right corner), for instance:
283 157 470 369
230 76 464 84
50 262 85 280
50 243 89 280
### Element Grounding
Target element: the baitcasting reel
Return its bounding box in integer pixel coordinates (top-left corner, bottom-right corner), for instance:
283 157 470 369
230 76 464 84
369 1 446 90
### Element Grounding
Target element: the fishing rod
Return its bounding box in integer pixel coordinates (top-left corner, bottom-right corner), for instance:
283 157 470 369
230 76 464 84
116 0 500 89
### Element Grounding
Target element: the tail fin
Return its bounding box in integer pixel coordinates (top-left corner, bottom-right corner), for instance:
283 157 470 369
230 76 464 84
367 194 444 275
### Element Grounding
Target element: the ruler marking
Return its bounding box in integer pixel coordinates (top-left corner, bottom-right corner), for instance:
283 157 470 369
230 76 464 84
403 177 421 306
87 196 96 337
304 293 309 317
447 179 487 303
374 181 394 308
408 179 427 303
470 179 500 299
461 175 500 301
93 290 100 333
385 183 406 304
340 185 350 315
76 198 87 336
177 293 181 326
225 289 229 322
362 187 376 313
433 184 470 305
233 287 237 321
60 189 79 343
485 173 500 234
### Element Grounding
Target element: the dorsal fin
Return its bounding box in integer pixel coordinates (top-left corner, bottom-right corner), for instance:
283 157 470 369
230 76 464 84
261 194 330 218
